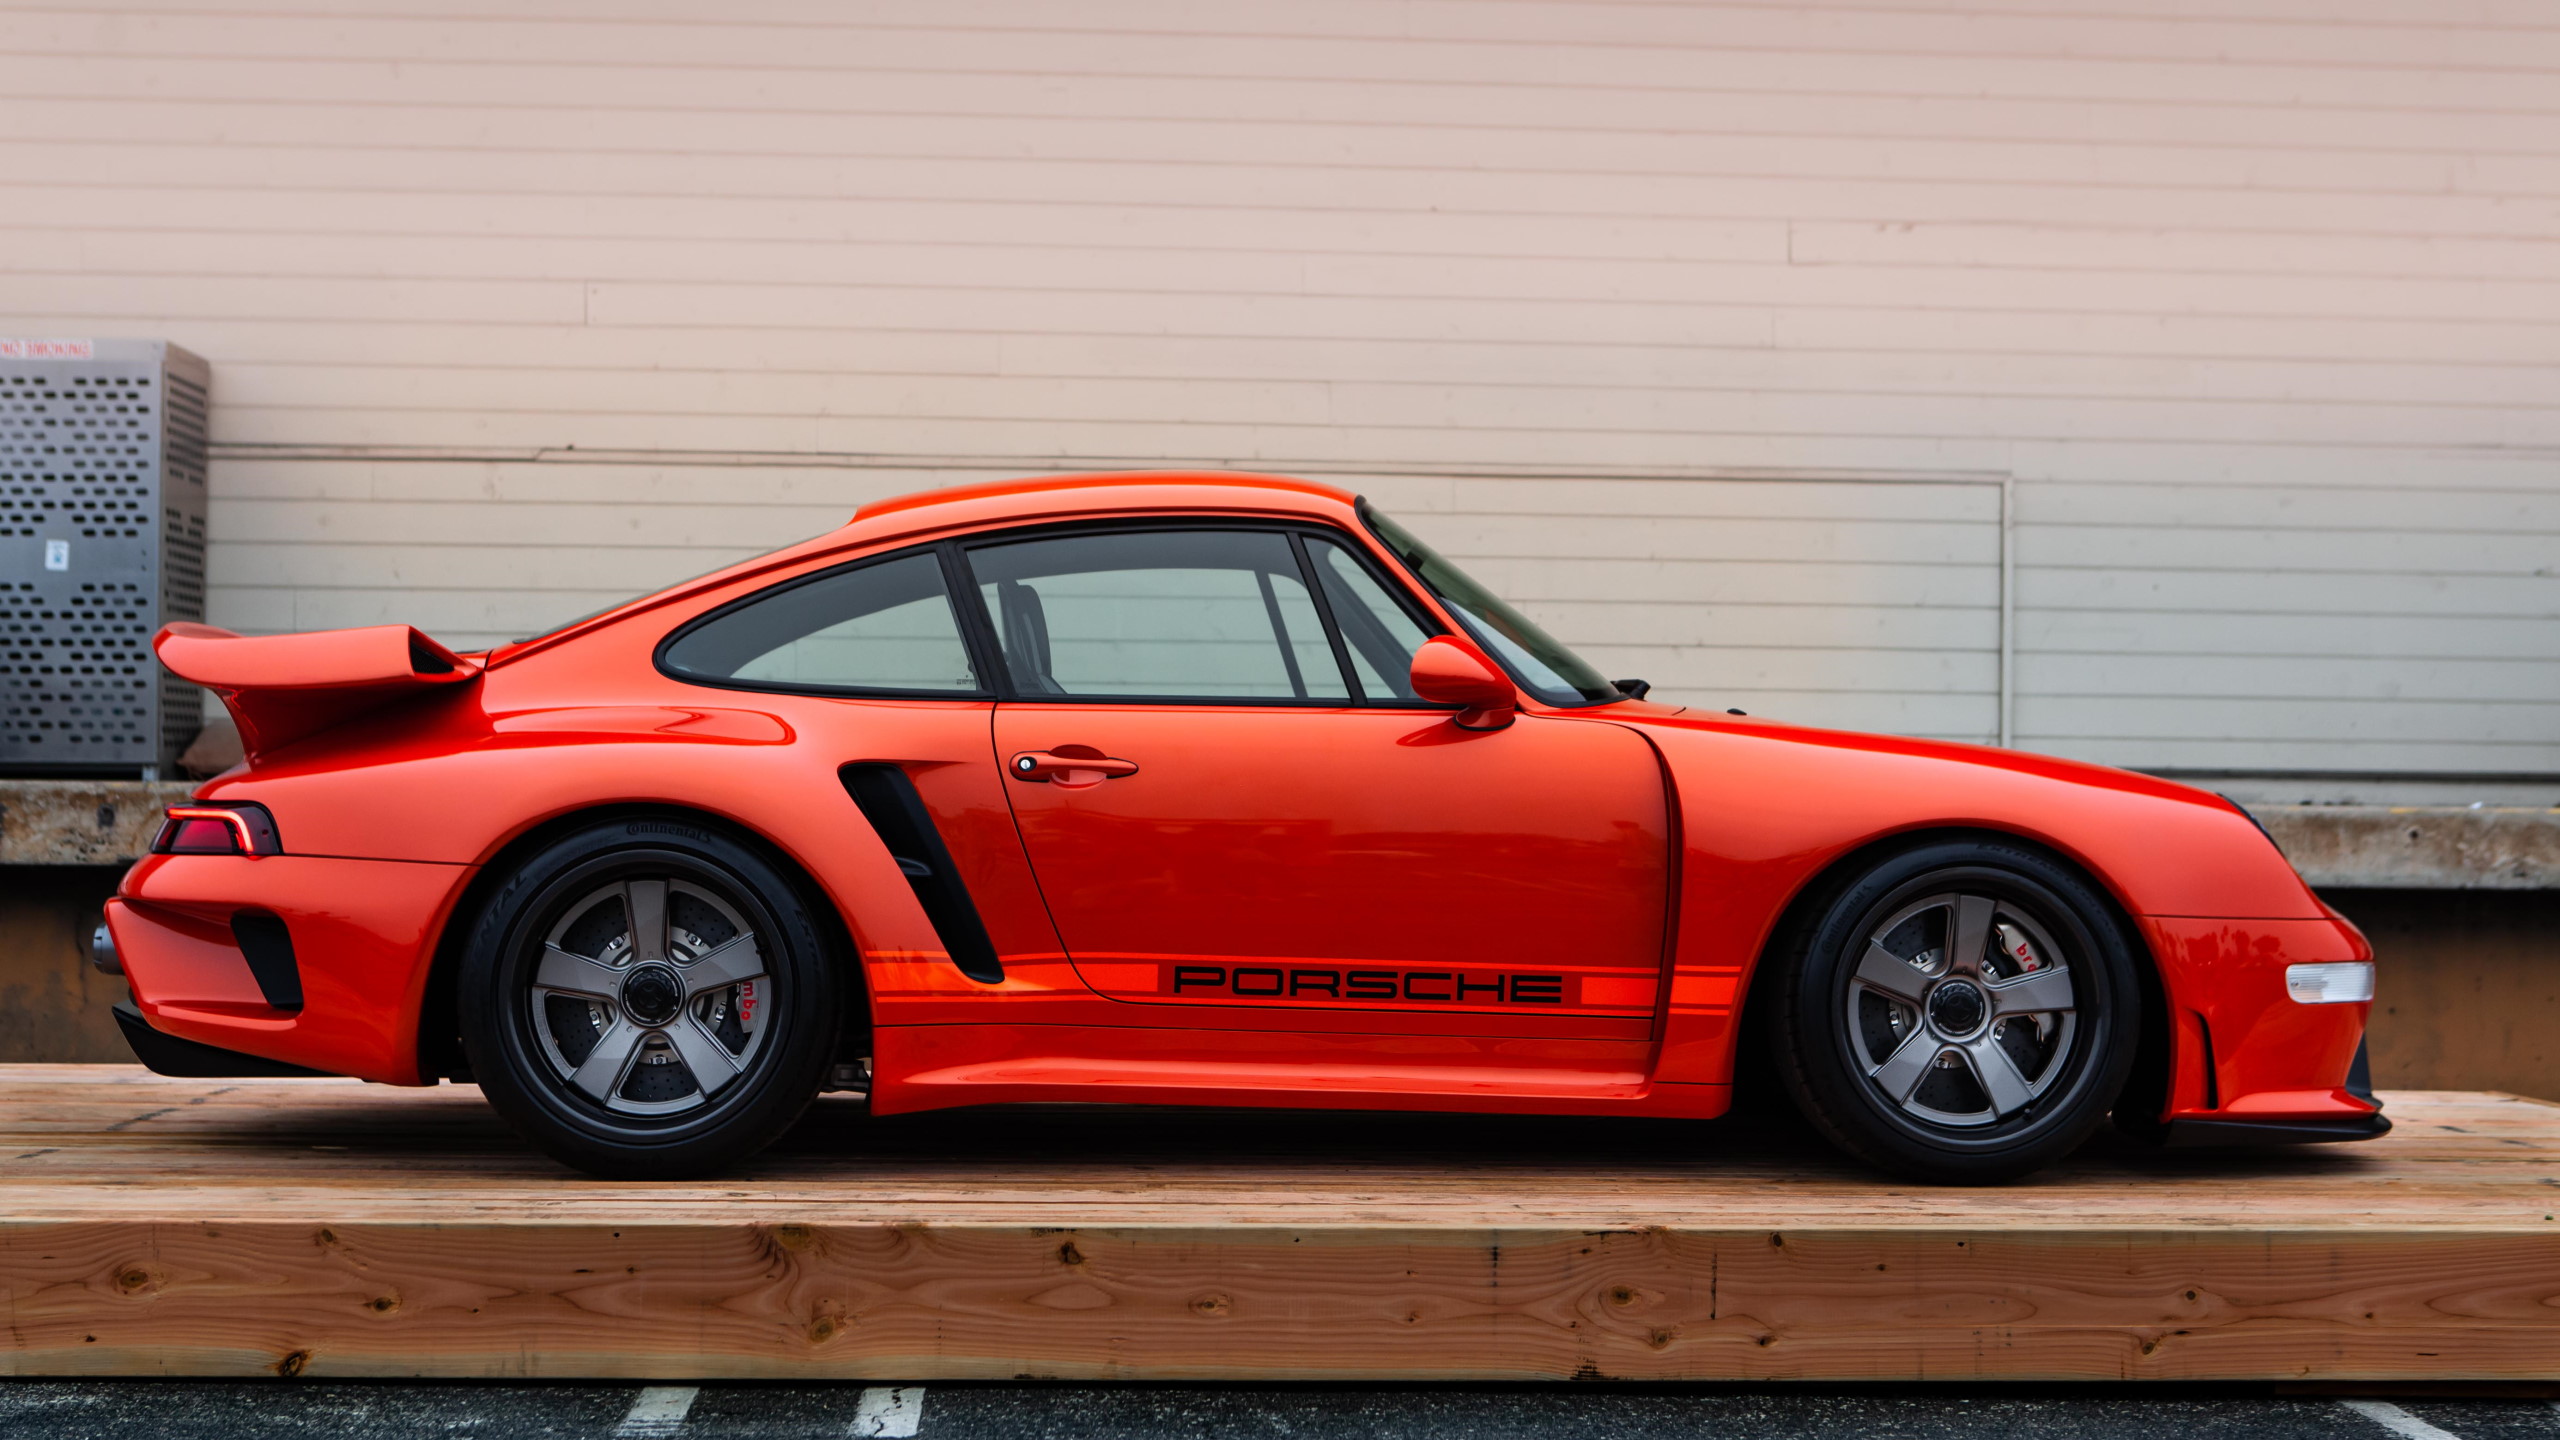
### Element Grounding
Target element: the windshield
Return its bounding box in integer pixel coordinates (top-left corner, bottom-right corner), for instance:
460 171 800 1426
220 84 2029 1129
1359 501 1621 707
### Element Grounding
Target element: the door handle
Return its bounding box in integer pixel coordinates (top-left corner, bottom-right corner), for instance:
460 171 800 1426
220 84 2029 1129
1009 747 1139 788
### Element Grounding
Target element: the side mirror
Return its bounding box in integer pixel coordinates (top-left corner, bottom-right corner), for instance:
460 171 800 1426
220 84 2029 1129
1408 636 1517 731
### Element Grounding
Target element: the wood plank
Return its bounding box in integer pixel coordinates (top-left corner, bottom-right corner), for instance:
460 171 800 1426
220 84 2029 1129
1 1068 2554 1380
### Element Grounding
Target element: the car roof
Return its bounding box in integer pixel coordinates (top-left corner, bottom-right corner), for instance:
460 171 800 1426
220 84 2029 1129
848 469 1360 535
486 470 1365 667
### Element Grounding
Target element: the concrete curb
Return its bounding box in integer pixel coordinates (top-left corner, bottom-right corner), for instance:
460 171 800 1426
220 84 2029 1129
0 780 196 867
2249 805 2560 891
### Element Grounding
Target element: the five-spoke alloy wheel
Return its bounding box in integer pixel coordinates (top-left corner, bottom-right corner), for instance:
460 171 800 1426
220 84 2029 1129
1845 891 2079 1129
459 818 842 1178
1768 838 2140 1183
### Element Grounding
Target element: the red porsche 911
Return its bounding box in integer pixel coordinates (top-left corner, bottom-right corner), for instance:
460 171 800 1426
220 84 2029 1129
100 472 2384 1182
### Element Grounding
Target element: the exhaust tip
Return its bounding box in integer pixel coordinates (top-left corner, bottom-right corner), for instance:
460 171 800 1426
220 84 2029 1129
88 919 122 977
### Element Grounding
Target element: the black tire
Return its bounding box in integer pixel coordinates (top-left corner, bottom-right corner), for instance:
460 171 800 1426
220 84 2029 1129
1765 837 2141 1184
457 815 842 1178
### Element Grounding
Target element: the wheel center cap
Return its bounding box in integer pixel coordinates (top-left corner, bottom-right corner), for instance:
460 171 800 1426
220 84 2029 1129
1927 979 1988 1038
620 963 684 1027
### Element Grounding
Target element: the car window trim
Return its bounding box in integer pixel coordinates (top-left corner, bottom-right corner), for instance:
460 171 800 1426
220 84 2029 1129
1354 496 1616 709
1253 565 1316 701
653 540 995 701
1298 530 1452 704
948 517 1451 710
938 537 1014 704
1285 530 1367 706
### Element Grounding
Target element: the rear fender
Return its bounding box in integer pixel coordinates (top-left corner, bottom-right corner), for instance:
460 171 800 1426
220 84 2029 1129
189 693 1084 1077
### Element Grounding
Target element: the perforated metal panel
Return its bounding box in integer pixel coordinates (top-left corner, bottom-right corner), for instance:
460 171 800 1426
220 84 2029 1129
0 339 209 775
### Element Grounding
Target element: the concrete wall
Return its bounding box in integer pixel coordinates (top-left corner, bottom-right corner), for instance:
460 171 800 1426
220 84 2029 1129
2333 889 2560 1096
0 868 129 1063
2 1 2554 776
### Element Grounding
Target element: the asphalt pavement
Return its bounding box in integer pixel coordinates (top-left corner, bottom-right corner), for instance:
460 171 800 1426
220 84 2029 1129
1 1382 2556 1440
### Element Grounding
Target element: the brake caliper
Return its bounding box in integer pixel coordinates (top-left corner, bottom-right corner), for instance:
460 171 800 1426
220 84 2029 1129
1993 921 2044 977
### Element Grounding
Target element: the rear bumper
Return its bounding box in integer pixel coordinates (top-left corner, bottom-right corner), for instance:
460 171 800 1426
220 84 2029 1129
110 852 473 1084
113 1002 322 1079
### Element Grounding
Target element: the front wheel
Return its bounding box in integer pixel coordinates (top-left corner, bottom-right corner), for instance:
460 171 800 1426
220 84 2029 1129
1765 838 2141 1184
457 817 842 1178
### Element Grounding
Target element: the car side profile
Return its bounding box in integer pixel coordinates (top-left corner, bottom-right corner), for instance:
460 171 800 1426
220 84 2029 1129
100 472 2386 1182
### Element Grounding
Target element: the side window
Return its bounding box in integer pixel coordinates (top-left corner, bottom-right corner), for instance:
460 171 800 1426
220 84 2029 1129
661 551 981 693
1305 537 1433 701
965 529 1351 701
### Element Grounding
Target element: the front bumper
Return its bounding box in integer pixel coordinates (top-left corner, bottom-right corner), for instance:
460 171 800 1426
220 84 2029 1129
2163 1037 2390 1146
2163 1112 2392 1146
2135 912 2387 1139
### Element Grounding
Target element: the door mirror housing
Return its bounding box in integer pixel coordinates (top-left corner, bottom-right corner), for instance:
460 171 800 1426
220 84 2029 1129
1408 636 1517 730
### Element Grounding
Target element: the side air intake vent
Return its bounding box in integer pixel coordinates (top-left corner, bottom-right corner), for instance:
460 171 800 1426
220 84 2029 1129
839 763 1005 984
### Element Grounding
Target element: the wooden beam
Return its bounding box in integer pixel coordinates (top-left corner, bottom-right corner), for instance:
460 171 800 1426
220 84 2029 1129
2 1068 2556 1381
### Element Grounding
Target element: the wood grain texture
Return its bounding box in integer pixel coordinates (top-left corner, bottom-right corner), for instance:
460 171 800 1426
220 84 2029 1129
1 1068 2556 1380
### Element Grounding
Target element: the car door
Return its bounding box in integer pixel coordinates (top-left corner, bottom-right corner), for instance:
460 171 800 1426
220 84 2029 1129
968 523 1671 1037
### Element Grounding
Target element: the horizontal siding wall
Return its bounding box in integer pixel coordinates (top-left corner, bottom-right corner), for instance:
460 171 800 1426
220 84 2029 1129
4 0 2556 770
1361 472 2003 741
206 459 2004 740
2015 483 2560 772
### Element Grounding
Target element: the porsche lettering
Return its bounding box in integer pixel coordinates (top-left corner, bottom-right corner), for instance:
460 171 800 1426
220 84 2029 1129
1166 965 1566 1004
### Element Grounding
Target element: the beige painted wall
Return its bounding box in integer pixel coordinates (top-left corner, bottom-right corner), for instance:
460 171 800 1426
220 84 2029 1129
3 1 2555 774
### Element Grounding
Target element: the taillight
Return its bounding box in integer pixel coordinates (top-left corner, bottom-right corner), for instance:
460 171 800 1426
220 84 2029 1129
151 803 282 857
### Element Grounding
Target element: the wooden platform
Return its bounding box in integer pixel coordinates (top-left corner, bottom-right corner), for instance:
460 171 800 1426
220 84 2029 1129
1 1066 2556 1382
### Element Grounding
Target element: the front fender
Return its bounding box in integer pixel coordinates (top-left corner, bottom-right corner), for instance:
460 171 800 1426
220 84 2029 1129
1628 714 2331 1093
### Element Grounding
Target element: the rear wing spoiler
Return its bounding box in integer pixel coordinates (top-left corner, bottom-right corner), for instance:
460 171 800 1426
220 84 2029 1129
154 623 481 763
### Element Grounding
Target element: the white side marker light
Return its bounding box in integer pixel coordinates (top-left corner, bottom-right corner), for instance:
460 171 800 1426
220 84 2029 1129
2285 961 2375 1005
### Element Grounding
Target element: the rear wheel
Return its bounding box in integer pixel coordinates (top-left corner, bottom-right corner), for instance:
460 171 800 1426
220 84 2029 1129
458 818 840 1178
1766 838 2140 1183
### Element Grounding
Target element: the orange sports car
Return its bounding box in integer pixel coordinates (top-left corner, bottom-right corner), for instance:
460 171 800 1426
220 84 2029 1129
99 472 2384 1181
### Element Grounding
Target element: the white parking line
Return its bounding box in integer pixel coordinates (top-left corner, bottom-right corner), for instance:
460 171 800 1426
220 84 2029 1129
616 1386 701 1438
2338 1399 2464 1440
852 1385 927 1437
